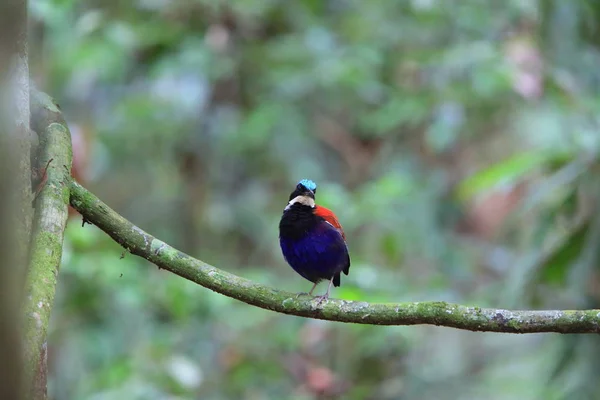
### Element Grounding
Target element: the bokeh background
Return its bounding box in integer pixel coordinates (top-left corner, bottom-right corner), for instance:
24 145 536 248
29 0 600 399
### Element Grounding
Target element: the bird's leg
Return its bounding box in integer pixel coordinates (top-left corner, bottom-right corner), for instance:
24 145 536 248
314 277 334 305
296 281 319 298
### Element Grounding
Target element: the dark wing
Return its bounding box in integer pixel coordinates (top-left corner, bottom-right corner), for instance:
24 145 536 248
314 205 350 275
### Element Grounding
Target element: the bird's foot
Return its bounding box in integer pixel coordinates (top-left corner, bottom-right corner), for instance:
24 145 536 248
314 293 329 305
295 292 310 299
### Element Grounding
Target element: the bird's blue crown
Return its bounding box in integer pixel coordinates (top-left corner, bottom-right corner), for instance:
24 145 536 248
298 179 317 192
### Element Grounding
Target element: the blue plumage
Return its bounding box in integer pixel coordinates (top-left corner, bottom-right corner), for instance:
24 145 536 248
279 222 348 284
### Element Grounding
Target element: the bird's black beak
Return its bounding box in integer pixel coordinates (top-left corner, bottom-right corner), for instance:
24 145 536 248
303 189 315 199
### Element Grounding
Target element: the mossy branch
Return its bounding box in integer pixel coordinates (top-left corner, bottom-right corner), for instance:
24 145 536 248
24 88 72 393
67 181 600 334
26 87 600 335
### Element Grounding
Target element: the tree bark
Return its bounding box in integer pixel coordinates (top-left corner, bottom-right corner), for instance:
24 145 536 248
0 1 30 399
0 0 33 278
0 137 25 400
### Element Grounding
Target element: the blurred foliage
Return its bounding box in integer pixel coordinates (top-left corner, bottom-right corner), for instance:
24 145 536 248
28 0 600 399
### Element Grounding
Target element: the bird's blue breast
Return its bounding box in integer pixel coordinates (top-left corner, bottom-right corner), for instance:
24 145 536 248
279 221 348 283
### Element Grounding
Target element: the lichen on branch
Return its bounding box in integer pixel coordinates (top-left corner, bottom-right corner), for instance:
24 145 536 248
24 88 73 391
68 181 600 334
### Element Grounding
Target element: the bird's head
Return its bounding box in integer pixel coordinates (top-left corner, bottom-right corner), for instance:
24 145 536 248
286 179 317 209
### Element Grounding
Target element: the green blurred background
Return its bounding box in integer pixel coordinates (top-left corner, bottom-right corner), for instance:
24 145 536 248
29 0 600 399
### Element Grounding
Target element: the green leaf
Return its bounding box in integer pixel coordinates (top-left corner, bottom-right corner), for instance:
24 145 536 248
539 221 589 285
456 150 571 201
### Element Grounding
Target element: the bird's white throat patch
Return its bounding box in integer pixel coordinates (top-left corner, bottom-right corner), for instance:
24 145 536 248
285 195 315 210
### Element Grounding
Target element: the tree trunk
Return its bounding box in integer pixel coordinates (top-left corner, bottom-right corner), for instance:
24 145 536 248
0 0 35 399
0 0 32 280
0 146 25 400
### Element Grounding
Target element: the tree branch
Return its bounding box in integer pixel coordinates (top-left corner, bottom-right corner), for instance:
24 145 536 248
68 181 600 334
23 88 72 396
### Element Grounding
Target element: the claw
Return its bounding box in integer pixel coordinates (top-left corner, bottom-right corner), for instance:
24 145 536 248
314 293 329 305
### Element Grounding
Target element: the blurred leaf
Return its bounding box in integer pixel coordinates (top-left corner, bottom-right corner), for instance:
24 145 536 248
228 102 284 152
539 221 589 285
456 150 571 201
360 95 430 135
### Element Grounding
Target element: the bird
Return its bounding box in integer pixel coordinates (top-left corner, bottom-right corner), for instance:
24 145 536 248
279 179 350 303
